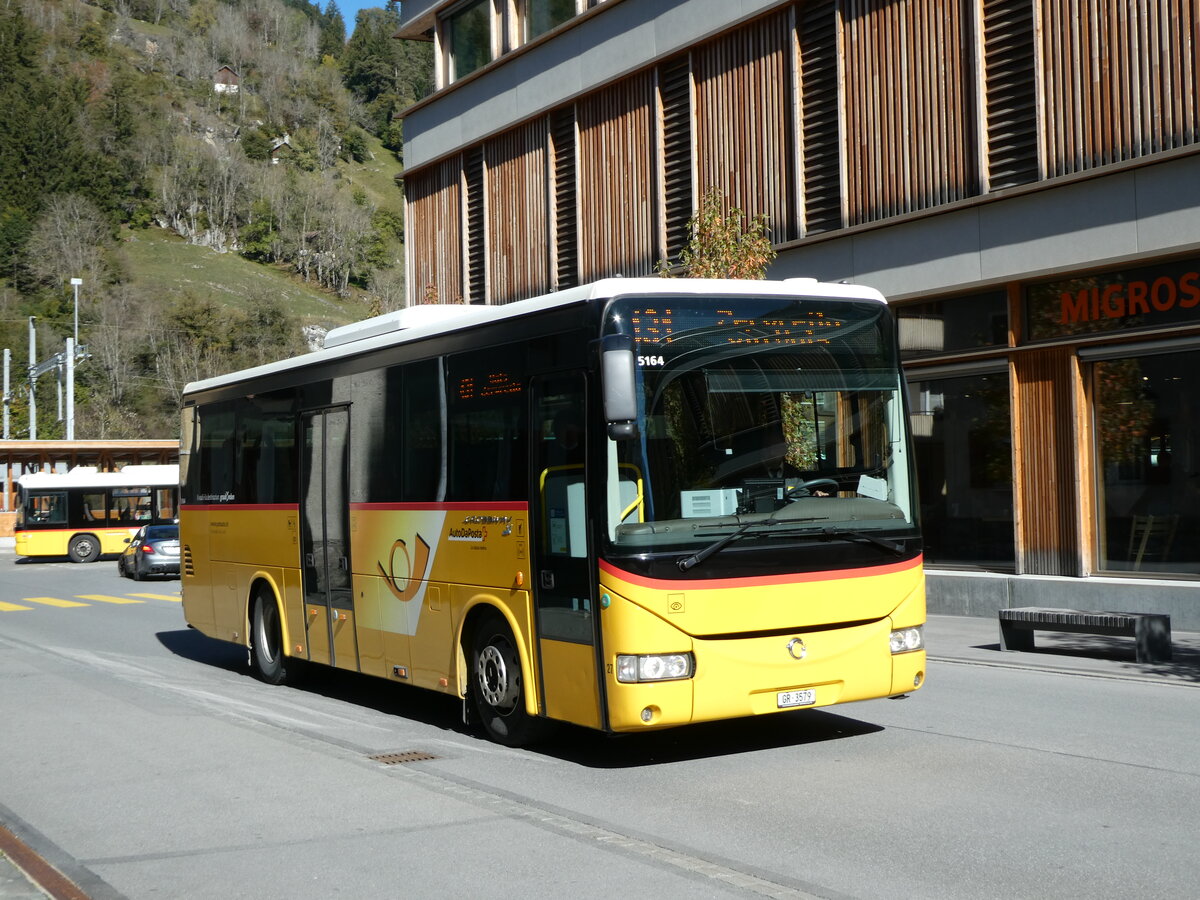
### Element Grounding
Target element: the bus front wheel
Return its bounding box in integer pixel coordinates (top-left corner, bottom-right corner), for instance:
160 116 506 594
68 534 100 563
251 593 288 685
470 611 546 747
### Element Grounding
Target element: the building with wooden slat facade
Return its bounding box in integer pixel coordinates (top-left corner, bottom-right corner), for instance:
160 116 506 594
397 0 1200 628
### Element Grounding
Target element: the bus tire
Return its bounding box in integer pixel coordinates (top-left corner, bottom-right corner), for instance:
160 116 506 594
67 534 101 563
470 611 546 747
250 592 287 685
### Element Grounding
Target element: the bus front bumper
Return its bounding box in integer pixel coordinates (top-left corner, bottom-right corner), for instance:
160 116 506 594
606 617 925 732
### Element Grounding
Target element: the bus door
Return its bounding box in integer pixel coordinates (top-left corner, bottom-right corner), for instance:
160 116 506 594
300 406 358 671
531 375 603 730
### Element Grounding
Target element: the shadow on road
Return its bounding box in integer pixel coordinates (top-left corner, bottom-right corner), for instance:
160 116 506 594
156 627 476 737
157 626 889 765
539 708 887 768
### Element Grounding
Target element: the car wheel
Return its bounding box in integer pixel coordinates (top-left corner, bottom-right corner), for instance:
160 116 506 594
68 534 101 564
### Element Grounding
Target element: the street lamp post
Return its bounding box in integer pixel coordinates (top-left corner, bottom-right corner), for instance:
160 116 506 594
68 278 82 440
70 277 81 345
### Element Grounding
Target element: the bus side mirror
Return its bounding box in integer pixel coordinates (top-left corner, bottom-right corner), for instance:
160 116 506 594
601 335 638 440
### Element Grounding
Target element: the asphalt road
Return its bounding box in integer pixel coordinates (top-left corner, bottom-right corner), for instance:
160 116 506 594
1 550 1197 899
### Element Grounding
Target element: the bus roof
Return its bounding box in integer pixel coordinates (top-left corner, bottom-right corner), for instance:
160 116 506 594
183 277 887 397
17 465 180 491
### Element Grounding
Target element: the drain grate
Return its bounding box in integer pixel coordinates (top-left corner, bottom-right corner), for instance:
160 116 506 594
369 750 439 765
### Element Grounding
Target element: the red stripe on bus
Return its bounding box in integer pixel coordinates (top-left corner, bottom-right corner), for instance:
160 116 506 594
179 504 299 512
15 526 140 535
599 555 923 590
350 501 529 512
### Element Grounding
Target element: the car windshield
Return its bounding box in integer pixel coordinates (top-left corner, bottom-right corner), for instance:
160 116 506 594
601 294 918 560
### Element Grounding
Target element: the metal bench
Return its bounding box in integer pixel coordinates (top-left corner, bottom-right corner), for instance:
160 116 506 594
998 607 1172 663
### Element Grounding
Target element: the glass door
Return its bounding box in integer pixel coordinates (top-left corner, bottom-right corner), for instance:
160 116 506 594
300 406 358 670
530 375 602 729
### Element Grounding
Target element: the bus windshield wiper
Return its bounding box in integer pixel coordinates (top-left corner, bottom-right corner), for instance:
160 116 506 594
676 515 826 572
814 527 906 556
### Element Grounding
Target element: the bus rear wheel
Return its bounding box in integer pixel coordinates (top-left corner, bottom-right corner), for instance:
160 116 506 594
251 592 288 685
68 534 100 563
470 611 546 747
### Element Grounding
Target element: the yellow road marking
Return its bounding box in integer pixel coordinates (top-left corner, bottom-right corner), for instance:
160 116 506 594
23 597 89 608
75 594 144 605
130 593 181 602
0 600 33 612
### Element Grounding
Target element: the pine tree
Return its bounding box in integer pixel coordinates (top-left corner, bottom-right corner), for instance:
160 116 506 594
319 2 346 61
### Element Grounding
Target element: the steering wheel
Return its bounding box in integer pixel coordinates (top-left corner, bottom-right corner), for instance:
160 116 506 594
784 478 841 500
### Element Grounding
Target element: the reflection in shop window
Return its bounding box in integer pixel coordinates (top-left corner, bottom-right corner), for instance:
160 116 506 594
908 371 1014 567
1094 352 1198 575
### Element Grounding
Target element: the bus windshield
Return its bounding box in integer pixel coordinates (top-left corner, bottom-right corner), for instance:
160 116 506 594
602 294 917 564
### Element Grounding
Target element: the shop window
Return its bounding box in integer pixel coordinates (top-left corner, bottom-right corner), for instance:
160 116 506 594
1092 350 1200 575
445 0 492 82
908 369 1014 567
897 292 1008 361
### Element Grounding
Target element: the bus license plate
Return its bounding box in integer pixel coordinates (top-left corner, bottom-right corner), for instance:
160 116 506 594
777 689 816 708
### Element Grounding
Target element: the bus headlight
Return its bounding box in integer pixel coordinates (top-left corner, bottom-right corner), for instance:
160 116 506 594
890 626 924 654
616 653 695 683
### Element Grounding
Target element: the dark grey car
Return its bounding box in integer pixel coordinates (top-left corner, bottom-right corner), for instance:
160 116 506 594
117 524 180 580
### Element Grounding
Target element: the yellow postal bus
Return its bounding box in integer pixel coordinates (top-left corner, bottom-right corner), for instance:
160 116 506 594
180 279 924 744
15 465 180 562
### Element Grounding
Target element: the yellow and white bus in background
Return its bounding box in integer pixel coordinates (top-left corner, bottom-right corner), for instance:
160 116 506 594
15 465 180 562
179 278 925 745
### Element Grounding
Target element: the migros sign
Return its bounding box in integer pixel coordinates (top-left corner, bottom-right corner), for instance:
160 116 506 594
1027 258 1200 340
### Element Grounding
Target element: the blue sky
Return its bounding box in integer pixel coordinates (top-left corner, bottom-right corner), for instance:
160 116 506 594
335 2 386 29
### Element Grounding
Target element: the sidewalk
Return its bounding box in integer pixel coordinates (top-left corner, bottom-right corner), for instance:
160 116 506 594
925 612 1200 687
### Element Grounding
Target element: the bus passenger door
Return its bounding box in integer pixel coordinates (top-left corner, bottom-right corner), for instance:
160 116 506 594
531 376 603 730
300 406 358 671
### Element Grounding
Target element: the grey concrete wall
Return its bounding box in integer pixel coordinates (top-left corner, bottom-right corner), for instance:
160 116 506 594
927 570 1200 632
769 154 1200 300
403 0 789 168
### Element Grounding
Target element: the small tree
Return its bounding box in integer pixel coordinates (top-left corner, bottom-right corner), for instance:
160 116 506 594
658 188 777 279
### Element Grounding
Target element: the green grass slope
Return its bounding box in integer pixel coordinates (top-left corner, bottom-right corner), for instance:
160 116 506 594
118 228 365 330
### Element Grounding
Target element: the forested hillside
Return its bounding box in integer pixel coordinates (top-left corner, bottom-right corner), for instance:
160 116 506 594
0 0 432 438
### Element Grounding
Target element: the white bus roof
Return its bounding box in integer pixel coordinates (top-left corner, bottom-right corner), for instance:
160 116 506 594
17 465 180 490
183 277 887 397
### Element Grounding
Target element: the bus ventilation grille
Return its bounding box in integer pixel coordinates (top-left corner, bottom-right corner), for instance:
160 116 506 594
369 751 439 766
182 545 194 577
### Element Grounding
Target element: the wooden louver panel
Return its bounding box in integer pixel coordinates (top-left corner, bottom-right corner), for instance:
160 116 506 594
485 120 549 304
797 0 843 234
1014 347 1080 577
465 146 486 304
577 74 657 280
406 156 463 306
693 10 795 243
659 54 694 264
1040 0 1200 176
982 0 1040 189
550 106 578 290
841 0 978 225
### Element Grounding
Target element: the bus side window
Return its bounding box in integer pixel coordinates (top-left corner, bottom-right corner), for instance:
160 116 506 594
30 492 67 525
81 491 106 522
446 347 528 502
